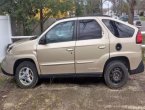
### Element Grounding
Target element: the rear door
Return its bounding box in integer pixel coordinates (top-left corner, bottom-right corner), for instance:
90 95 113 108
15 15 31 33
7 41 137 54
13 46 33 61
102 18 141 70
75 18 109 74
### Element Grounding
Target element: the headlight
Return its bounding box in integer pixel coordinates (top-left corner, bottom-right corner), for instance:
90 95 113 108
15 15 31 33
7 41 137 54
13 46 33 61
7 44 13 53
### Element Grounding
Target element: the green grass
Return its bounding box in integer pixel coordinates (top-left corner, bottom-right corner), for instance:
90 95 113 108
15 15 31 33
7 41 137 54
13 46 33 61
0 64 1 73
140 16 145 21
142 33 145 61
143 34 145 44
0 78 5 86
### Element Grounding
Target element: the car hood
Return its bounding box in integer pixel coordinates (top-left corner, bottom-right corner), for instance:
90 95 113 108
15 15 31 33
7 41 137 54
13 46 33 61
11 39 32 47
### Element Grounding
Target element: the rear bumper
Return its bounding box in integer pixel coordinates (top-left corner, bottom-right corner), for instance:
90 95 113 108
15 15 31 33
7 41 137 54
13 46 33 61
130 61 144 75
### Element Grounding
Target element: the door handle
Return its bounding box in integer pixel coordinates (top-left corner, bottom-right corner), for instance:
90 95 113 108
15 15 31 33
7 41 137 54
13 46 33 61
66 48 74 51
98 45 106 49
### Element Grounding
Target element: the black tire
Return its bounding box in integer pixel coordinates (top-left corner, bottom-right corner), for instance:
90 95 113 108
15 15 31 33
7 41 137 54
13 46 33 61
15 61 39 89
104 61 129 89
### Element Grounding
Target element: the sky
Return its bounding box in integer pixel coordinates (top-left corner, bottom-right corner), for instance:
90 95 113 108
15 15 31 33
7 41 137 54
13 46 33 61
103 1 113 9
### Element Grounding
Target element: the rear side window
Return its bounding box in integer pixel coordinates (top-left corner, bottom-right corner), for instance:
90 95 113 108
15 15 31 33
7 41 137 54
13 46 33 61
102 19 134 38
78 20 102 40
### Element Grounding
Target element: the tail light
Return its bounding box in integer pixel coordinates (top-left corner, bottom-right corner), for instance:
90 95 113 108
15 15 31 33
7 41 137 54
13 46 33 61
136 31 143 44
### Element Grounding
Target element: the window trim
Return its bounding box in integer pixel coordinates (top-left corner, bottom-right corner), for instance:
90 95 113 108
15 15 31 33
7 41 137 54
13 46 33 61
102 19 135 38
77 19 103 41
44 20 77 44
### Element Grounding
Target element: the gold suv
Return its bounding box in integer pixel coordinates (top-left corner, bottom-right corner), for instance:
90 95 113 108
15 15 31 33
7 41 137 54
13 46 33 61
1 16 144 89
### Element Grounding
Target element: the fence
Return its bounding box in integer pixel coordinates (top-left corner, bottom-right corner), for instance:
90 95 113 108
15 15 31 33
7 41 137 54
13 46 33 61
0 15 12 62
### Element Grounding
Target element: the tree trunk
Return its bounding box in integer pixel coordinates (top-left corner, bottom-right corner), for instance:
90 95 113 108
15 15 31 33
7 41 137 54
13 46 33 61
100 0 103 14
128 0 136 24
40 8 44 34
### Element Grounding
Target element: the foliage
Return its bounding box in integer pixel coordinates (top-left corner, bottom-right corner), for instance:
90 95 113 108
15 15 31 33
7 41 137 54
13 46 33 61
141 16 145 21
0 0 74 35
75 0 102 16
86 0 101 15
0 0 38 35
111 0 129 15
0 0 117 34
75 0 83 16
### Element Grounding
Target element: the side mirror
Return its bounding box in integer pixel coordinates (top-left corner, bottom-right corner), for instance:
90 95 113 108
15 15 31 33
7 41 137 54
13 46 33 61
39 36 46 45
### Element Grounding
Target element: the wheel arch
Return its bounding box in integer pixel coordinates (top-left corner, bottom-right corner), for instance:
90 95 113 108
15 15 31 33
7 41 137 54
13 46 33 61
103 56 130 74
14 58 40 75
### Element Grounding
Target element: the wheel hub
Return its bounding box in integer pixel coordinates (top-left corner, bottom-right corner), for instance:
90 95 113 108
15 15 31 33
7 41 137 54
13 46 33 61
19 67 34 86
110 67 123 83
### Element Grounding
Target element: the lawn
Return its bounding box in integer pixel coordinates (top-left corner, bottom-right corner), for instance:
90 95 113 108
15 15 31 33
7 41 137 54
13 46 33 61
143 33 145 44
140 16 145 21
142 33 145 60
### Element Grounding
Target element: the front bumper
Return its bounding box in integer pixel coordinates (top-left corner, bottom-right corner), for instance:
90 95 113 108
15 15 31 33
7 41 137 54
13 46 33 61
130 61 144 75
1 55 15 76
1 67 13 76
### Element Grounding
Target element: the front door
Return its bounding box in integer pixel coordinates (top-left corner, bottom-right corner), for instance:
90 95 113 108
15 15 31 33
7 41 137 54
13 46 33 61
37 20 76 74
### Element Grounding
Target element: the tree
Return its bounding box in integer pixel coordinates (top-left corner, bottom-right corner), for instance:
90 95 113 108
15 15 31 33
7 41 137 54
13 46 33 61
75 0 83 16
111 0 128 16
0 0 38 35
127 0 137 24
28 0 74 33
86 0 101 15
0 0 74 35
75 0 102 16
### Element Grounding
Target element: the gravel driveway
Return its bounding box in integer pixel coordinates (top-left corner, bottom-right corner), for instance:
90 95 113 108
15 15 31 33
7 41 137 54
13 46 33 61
0 70 145 110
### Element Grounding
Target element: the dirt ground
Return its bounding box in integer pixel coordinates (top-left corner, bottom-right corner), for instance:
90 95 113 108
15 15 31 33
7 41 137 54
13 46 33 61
0 70 145 110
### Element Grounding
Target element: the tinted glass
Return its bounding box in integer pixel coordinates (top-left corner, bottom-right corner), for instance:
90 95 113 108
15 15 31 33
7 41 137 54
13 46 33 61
78 20 102 40
134 16 139 20
46 21 75 43
120 16 128 22
103 19 134 38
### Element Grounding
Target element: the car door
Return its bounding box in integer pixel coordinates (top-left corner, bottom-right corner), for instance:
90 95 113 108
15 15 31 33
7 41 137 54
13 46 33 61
37 20 76 75
75 18 109 74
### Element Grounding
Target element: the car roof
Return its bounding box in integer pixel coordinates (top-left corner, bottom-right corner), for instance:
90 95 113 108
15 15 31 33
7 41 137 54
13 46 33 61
57 15 111 20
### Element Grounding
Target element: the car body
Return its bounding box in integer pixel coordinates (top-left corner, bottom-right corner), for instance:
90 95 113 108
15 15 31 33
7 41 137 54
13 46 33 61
120 15 142 28
1 16 144 89
134 15 142 28
119 15 129 22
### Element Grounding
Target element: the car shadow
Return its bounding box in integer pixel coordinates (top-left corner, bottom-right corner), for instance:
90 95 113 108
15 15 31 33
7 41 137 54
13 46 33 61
38 76 105 86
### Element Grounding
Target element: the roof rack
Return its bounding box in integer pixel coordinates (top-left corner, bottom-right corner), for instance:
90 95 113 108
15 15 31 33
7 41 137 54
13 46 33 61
78 14 111 17
56 15 111 20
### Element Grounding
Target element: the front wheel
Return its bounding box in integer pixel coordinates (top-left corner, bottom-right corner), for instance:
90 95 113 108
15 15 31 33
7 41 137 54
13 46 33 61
104 61 129 89
15 61 39 89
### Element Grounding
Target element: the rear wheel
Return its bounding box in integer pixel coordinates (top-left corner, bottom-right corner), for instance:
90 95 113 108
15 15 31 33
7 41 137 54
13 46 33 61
15 61 39 89
104 61 129 89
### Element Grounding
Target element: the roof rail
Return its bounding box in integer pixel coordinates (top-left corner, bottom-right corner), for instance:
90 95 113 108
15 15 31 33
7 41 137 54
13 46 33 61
56 15 111 20
78 14 111 17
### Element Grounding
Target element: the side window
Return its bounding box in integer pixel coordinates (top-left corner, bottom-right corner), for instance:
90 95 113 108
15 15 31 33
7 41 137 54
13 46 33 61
45 21 75 43
78 20 102 40
102 19 135 38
